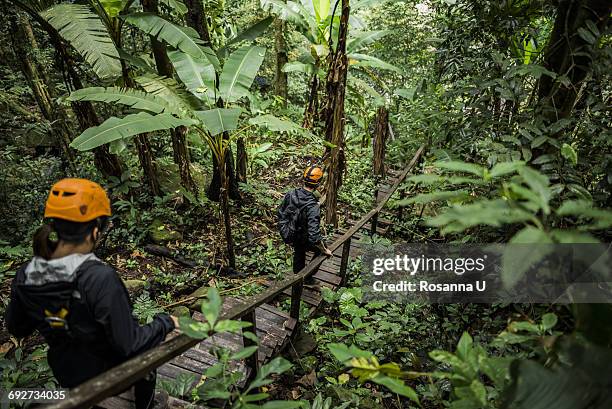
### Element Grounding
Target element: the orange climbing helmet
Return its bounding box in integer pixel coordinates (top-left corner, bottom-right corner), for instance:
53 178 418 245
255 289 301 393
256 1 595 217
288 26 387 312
44 178 111 222
303 165 324 186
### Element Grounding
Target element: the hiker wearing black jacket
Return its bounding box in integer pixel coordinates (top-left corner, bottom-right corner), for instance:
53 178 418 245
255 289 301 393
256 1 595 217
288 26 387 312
5 179 177 409
279 166 332 283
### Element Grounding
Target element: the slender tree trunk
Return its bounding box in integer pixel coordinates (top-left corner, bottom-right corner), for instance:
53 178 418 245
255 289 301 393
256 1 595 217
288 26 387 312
323 0 350 227
537 0 611 121
184 0 212 45
121 59 162 196
220 157 236 268
373 106 388 176
274 4 288 106
9 11 75 169
143 0 197 194
236 137 247 184
303 71 319 128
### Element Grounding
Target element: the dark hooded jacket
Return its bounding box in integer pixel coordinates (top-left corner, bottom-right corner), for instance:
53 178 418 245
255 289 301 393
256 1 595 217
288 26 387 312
291 187 322 246
5 253 174 387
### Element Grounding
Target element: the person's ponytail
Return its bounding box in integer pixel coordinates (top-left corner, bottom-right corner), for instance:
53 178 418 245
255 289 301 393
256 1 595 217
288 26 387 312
33 224 58 259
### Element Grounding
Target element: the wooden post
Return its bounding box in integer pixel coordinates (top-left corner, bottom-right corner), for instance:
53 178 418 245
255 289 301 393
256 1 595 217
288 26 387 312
371 179 379 235
370 211 379 236
242 310 259 378
290 278 303 321
339 238 351 286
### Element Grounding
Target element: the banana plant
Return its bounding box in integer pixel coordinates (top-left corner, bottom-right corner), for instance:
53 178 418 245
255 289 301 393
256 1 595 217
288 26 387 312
67 37 266 268
261 0 400 127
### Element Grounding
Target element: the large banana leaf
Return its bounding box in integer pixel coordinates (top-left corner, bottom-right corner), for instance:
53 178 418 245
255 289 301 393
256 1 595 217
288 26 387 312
40 4 121 79
249 114 314 138
347 30 392 53
219 16 275 55
261 0 316 42
159 0 187 15
219 45 266 103
67 87 183 116
71 112 194 151
349 53 402 74
123 13 219 70
135 73 203 111
195 108 242 136
282 61 316 75
167 50 216 107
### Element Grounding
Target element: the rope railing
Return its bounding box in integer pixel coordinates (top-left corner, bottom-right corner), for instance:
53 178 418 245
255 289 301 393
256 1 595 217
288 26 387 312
46 144 426 409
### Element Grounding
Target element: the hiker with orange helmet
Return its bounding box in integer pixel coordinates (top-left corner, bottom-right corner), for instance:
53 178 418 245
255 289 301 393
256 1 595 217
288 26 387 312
5 179 177 408
277 166 332 286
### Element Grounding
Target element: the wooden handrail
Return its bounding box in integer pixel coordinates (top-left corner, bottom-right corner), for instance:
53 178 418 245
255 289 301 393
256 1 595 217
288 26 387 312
45 145 425 409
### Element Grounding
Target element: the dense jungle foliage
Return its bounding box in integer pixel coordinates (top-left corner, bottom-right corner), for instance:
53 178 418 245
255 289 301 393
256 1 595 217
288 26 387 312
0 0 611 408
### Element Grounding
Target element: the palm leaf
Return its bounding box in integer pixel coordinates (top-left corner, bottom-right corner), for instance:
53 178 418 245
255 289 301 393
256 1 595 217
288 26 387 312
219 45 266 103
123 13 220 70
347 30 392 53
167 50 216 107
135 73 203 111
219 16 274 55
40 4 121 79
282 61 316 75
349 53 402 74
195 108 242 136
71 112 195 151
67 87 183 116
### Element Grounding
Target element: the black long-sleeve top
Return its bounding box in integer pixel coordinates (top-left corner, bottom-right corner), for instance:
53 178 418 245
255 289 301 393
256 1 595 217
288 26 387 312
5 258 174 387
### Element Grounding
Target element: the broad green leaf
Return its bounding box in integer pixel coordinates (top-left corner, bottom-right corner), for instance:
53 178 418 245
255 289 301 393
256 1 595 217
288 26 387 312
41 4 121 79
394 87 417 101
561 143 578 166
257 357 293 380
136 73 203 112
230 346 258 360
372 375 419 403
434 160 486 177
167 49 216 106
312 0 331 22
248 114 307 134
541 313 558 331
99 0 124 17
213 319 251 333
220 16 274 53
179 316 211 339
347 30 392 53
489 161 525 178
70 112 194 151
202 287 221 326
123 13 219 69
518 167 551 214
195 108 242 136
282 61 316 74
349 53 402 73
67 87 182 116
456 332 473 361
219 45 266 102
577 27 597 44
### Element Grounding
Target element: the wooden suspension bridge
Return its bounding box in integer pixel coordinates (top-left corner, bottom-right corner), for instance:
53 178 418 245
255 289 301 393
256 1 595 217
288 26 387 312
47 145 425 409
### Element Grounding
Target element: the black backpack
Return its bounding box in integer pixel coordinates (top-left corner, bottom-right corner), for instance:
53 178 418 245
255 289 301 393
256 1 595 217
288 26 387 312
277 189 305 245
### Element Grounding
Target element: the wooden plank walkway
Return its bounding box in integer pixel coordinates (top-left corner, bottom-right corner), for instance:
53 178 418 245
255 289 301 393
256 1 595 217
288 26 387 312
49 146 425 409
97 168 404 408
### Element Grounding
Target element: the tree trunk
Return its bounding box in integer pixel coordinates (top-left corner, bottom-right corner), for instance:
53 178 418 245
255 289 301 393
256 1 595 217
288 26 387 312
184 0 212 45
120 58 162 195
143 0 197 195
274 7 288 106
9 11 75 169
323 0 350 227
372 106 388 176
236 137 247 184
220 153 235 268
207 149 241 201
538 0 611 122
302 72 319 129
